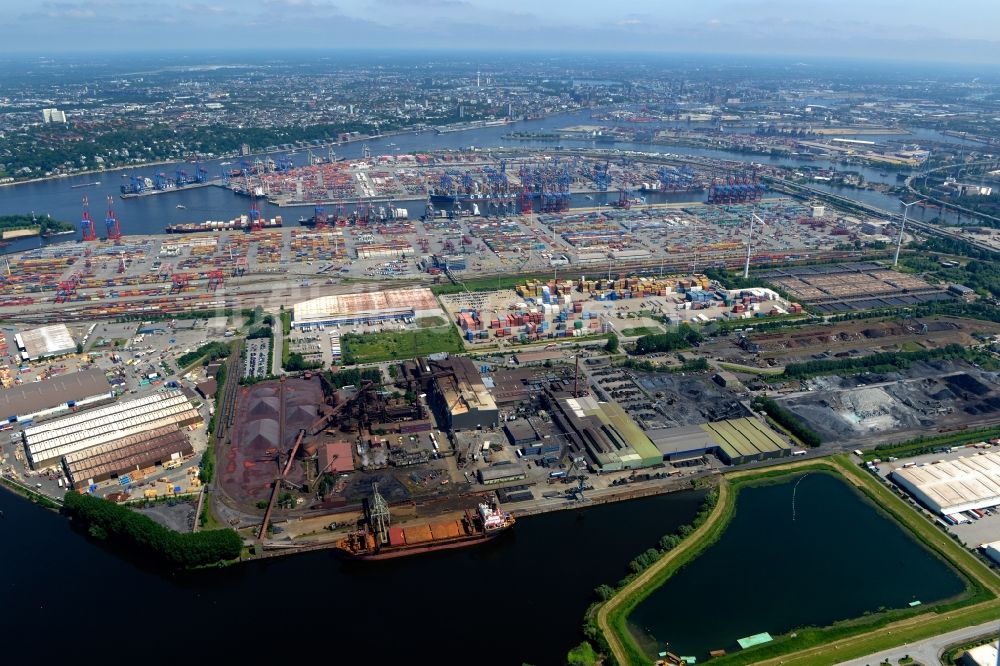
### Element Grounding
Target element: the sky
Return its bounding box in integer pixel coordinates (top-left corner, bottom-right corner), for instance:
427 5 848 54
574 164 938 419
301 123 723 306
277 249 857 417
4 0 1000 63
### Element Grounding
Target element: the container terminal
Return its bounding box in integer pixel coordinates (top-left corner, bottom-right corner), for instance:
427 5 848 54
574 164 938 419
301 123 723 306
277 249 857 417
103 148 756 211
0 170 911 327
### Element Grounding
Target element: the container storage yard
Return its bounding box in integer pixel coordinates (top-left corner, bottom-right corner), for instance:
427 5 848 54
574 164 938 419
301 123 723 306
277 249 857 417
441 274 800 348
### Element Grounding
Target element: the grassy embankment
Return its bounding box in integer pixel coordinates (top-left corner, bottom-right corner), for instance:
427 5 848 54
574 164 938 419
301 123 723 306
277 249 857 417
595 456 1000 666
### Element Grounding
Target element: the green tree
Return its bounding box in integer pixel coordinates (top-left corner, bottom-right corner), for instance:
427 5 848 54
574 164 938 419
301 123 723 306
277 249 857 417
604 333 619 354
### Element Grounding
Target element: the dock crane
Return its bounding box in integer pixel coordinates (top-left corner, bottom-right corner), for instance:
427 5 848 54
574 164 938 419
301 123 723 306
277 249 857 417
79 195 97 241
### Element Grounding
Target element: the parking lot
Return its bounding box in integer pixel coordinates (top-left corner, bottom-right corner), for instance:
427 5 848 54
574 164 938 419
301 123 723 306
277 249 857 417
244 338 271 379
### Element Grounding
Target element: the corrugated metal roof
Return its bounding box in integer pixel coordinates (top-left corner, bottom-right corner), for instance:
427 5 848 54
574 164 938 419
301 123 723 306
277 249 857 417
892 452 1000 513
17 324 76 359
64 425 192 484
25 390 199 465
293 287 437 325
0 368 110 418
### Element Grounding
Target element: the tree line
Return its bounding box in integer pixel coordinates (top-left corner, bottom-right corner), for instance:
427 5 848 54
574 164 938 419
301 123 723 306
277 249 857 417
633 323 703 355
177 341 231 369
753 397 822 447
782 344 970 380
63 492 242 568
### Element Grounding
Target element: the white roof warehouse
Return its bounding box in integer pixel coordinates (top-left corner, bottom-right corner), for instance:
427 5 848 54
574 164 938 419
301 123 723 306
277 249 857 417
15 324 76 361
891 452 1000 516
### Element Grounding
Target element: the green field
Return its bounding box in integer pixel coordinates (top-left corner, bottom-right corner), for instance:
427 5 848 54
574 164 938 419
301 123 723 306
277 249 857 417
416 315 446 328
342 326 464 364
620 326 663 337
430 271 556 296
595 456 1000 666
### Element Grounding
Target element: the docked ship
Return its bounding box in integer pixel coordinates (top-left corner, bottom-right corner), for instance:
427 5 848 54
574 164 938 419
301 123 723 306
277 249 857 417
165 214 283 234
429 188 458 206
334 483 514 561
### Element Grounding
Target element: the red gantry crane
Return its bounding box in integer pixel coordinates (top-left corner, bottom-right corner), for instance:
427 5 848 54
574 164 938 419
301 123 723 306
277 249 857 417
80 195 97 242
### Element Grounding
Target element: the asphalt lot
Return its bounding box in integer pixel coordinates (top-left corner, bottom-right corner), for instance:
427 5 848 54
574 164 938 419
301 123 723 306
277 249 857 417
244 337 270 379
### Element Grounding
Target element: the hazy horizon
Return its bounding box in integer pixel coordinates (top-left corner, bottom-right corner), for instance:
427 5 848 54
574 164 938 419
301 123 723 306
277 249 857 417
3 0 1000 65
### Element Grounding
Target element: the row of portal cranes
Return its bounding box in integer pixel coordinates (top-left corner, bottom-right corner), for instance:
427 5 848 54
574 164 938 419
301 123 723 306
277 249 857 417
221 155 296 189
121 163 209 195
707 172 767 204
80 195 122 242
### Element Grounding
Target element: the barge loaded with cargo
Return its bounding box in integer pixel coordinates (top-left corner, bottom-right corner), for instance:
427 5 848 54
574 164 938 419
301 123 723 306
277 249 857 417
165 215 283 233
334 483 514 561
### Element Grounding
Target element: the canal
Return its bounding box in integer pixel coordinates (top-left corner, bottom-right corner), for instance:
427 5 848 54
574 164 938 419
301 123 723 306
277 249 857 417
626 472 966 662
0 486 704 665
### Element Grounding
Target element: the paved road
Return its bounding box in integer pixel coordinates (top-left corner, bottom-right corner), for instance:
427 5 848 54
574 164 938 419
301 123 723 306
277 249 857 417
836 620 998 666
271 314 284 376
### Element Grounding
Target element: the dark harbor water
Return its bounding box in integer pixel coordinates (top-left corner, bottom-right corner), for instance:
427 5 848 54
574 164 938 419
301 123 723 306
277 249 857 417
627 472 965 662
0 487 704 665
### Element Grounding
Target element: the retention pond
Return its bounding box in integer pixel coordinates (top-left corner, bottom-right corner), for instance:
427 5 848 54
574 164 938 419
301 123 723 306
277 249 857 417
627 471 966 662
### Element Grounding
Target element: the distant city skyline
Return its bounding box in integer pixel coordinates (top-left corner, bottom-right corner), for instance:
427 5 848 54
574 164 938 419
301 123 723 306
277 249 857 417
3 0 1000 64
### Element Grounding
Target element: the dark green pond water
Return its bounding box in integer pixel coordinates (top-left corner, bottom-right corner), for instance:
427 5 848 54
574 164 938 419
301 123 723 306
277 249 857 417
627 472 966 662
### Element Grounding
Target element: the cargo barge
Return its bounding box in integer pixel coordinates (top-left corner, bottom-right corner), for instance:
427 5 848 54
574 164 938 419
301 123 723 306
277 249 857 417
334 484 514 561
165 215 283 234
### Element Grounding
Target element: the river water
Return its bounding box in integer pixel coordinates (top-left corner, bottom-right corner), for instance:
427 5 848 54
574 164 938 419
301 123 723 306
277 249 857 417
0 487 704 664
627 472 965 662
0 109 973 254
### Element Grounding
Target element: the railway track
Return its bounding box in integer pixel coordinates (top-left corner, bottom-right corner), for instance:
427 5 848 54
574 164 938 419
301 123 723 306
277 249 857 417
214 340 243 442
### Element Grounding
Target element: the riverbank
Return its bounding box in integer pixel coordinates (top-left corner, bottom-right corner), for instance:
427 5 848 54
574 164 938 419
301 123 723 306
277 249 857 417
0 475 62 510
0 108 585 190
594 455 1000 666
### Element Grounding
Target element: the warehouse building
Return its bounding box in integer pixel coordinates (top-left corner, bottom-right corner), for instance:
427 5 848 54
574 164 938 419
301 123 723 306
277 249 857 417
891 453 1000 516
983 541 1000 568
15 324 76 361
0 368 112 425
703 418 792 465
648 418 791 465
504 419 538 446
961 640 999 666
546 391 661 472
648 424 721 463
478 463 527 485
22 389 201 469
292 287 439 329
428 356 499 431
62 425 193 488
